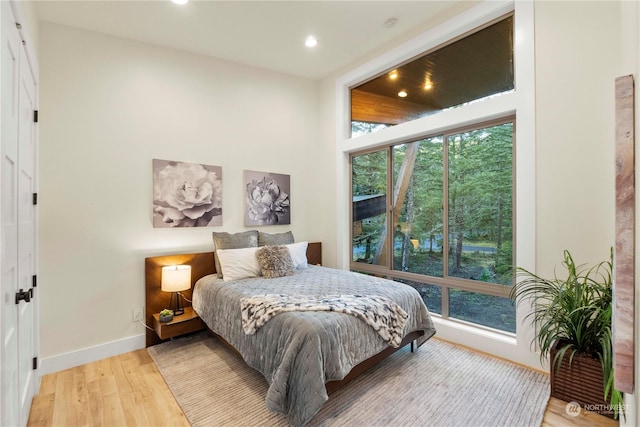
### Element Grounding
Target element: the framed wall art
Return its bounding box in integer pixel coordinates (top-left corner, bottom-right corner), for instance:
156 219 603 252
244 170 290 226
153 159 222 228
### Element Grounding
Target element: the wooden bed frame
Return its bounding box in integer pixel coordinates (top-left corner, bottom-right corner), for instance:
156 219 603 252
144 241 425 394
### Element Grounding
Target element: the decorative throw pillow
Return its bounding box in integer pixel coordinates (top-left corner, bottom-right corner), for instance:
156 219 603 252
258 231 294 246
216 247 261 282
212 230 258 278
285 241 309 269
256 245 295 279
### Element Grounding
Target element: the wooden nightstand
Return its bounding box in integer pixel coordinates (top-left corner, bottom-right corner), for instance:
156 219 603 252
152 306 205 340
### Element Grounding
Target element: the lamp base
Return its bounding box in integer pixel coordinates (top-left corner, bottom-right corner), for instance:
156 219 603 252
169 292 185 316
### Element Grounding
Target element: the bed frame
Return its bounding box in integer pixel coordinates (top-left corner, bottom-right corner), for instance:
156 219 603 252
144 241 425 394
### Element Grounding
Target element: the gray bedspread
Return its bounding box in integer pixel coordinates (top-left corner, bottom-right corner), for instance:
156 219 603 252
192 265 436 426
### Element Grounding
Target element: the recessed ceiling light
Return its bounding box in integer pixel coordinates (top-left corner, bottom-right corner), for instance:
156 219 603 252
305 35 318 48
171 0 188 5
389 70 398 80
398 90 408 98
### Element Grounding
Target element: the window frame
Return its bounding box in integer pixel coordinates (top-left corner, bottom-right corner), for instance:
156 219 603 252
335 0 538 368
350 116 516 331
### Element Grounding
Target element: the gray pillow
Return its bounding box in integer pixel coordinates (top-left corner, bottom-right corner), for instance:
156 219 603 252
212 230 258 278
258 231 294 246
255 245 295 279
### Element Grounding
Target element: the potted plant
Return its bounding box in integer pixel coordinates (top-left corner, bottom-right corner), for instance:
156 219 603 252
510 249 624 419
159 309 174 323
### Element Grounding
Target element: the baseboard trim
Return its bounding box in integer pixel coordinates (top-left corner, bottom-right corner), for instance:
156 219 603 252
39 334 146 375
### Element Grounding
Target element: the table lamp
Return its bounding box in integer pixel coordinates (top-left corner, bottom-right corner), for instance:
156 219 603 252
161 264 191 316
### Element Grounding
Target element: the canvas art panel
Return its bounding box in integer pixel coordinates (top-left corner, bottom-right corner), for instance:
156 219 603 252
244 170 291 226
153 159 222 228
614 75 635 393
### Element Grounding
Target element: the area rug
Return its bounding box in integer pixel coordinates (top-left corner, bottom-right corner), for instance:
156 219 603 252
148 332 549 427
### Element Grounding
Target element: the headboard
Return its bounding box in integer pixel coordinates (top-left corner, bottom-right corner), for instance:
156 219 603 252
144 241 322 347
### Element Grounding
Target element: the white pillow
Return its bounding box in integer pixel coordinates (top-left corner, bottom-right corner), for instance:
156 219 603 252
216 247 261 282
285 241 308 269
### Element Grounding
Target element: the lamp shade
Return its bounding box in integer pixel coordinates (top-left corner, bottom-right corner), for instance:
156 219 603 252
161 265 191 292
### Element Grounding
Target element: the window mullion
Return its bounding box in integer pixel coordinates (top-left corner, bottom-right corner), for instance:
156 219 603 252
386 147 394 270
442 133 450 280
441 285 450 318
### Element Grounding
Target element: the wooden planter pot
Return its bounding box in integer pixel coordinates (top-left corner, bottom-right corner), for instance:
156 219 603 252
550 341 614 419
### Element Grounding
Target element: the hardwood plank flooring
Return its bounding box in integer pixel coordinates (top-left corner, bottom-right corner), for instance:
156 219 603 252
27 349 189 427
28 349 619 427
542 397 619 427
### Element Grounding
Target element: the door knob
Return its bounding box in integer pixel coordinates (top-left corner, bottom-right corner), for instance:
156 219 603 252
15 288 31 304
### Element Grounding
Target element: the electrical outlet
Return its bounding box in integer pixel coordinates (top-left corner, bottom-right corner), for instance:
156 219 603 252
132 307 144 322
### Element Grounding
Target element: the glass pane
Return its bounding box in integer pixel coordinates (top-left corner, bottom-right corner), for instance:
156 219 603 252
447 122 513 285
350 16 513 136
352 150 388 266
352 121 391 138
449 288 516 333
392 137 444 277
394 278 442 315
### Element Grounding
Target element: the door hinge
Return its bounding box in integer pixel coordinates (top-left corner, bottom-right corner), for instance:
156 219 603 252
32 357 38 370
32 274 37 288
34 110 38 123
32 193 37 205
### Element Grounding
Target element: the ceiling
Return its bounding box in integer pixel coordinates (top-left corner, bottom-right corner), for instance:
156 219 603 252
34 0 476 80
352 14 513 124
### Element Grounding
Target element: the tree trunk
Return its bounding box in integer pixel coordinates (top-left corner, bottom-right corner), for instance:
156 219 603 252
374 142 419 264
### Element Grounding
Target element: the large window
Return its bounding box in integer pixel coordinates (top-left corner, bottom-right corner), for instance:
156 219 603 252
348 13 517 334
351 120 515 332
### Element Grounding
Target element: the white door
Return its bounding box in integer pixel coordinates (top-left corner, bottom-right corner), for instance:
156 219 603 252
1 1 38 425
16 22 38 426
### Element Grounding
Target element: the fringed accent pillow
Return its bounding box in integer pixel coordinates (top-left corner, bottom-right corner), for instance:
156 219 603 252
256 245 295 278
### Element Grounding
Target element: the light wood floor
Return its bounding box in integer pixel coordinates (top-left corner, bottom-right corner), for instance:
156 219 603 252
28 348 619 427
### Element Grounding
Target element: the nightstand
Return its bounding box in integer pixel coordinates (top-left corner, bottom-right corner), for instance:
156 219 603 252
152 306 205 340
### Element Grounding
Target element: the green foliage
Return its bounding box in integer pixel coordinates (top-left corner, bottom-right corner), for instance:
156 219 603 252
479 268 492 282
352 122 515 280
495 241 513 275
510 249 624 419
160 309 173 316
352 150 387 197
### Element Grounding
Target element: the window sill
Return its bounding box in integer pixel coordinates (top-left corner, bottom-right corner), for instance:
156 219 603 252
426 315 545 369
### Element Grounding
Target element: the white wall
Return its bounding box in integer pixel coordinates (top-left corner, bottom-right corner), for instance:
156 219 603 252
38 23 334 367
534 1 618 272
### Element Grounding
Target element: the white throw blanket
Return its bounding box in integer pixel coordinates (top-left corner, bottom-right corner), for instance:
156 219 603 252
240 294 409 347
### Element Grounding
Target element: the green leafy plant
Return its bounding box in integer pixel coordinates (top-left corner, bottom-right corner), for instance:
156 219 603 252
510 248 624 419
160 309 173 317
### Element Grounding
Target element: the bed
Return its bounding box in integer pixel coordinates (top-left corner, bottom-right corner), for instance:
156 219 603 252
145 240 436 426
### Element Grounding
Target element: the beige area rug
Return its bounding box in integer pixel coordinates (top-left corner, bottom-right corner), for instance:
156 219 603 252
148 332 549 427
